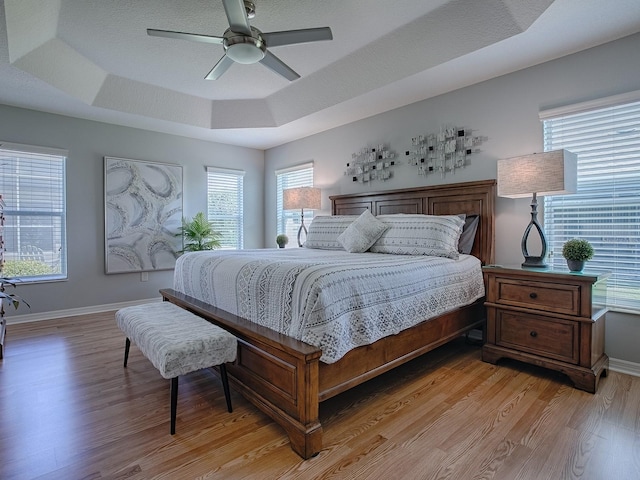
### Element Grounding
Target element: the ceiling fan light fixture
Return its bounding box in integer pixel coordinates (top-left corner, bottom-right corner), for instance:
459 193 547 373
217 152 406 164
148 0 332 80
226 42 265 64
224 32 266 64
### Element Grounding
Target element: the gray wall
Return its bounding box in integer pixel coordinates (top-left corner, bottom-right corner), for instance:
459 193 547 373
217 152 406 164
0 104 264 314
3 33 638 364
264 33 640 364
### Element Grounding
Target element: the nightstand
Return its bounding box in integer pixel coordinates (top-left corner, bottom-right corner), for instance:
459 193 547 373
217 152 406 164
482 265 609 393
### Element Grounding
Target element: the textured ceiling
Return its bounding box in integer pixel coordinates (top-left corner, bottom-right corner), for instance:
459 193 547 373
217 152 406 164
1 0 640 149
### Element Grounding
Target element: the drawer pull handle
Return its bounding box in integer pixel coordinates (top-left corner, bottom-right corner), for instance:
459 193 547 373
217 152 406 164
530 331 538 338
529 292 538 299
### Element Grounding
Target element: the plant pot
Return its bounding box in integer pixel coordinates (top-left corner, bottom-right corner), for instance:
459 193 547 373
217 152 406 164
277 244 285 249
566 259 585 272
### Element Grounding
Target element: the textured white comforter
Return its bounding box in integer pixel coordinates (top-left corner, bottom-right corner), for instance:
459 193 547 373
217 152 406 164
173 248 484 363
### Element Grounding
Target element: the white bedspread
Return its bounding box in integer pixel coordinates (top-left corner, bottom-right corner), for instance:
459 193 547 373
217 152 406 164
174 248 484 363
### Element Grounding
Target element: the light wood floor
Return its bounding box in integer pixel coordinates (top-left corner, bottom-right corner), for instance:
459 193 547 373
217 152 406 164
1 312 639 480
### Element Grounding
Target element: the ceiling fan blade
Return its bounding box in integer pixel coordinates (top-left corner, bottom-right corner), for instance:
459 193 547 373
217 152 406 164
222 0 252 36
147 29 224 45
259 51 300 81
261 27 333 48
205 55 235 80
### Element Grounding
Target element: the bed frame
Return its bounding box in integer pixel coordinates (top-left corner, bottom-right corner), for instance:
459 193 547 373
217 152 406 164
160 179 496 459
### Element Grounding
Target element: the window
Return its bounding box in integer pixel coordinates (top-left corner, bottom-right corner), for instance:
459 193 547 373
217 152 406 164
276 163 314 246
0 142 67 282
207 167 244 249
541 93 640 312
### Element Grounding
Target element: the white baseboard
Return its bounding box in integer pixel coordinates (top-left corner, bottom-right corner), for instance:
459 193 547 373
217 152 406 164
4 297 162 325
609 358 640 378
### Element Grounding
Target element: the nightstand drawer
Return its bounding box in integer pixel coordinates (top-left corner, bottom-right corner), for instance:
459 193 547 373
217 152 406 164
496 310 579 364
482 266 609 393
494 278 580 316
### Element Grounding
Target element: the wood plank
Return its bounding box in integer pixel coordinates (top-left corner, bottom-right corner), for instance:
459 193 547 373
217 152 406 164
1 312 639 479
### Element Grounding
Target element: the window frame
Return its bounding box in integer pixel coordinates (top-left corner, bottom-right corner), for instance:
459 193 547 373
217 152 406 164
275 163 314 248
0 141 67 283
540 91 640 313
206 166 244 250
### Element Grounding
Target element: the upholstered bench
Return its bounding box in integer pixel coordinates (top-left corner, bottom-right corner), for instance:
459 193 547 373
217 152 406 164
115 302 237 434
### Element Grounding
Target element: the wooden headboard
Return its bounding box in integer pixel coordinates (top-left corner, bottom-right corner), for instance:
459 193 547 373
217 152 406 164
330 179 496 265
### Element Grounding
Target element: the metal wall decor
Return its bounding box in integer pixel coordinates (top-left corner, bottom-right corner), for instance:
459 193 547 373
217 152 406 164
406 127 485 177
344 144 396 183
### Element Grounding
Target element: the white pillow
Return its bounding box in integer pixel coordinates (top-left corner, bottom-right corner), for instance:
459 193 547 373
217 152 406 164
304 215 358 250
337 210 389 253
369 214 464 259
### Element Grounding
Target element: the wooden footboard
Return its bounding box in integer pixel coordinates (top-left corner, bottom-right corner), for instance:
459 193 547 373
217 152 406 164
160 288 484 459
160 288 324 459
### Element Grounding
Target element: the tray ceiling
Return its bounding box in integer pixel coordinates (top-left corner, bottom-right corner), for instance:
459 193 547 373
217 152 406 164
1 0 640 149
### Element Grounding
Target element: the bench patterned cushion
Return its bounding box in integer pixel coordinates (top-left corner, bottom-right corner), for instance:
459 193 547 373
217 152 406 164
116 302 237 379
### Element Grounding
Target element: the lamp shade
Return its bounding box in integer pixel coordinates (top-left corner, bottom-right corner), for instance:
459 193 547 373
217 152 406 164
283 187 321 210
497 149 577 198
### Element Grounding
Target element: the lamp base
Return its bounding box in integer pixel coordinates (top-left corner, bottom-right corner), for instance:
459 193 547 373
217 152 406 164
297 223 308 247
297 208 309 247
522 256 547 268
520 192 548 269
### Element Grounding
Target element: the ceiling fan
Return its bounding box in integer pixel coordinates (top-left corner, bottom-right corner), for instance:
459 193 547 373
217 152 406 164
147 0 333 81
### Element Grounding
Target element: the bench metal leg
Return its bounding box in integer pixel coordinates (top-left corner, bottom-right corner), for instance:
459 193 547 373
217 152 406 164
124 338 131 367
220 364 232 413
170 377 179 435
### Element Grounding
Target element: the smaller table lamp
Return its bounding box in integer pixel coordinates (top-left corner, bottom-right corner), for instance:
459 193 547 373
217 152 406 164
283 186 321 247
497 149 577 268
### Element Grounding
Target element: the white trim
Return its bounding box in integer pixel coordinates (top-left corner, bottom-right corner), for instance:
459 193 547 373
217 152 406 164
4 297 162 325
609 306 640 316
609 357 640 378
206 166 245 176
274 161 314 176
0 141 68 157
539 89 640 120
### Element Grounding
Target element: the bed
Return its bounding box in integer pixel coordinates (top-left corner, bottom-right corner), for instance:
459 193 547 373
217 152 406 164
160 179 496 458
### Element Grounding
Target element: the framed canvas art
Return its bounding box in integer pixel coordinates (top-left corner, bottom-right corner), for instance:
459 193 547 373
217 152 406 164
104 156 183 273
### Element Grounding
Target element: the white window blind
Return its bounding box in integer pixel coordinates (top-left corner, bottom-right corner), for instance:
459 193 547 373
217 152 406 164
276 163 314 247
207 167 244 250
542 98 640 312
0 142 67 282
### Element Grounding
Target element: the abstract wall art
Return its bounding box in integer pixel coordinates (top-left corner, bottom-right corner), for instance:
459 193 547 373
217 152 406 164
344 143 397 183
405 126 486 178
104 156 183 274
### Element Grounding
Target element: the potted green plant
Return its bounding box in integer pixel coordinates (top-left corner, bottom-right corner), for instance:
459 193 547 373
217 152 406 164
276 234 288 248
176 212 222 253
0 277 29 359
562 238 594 272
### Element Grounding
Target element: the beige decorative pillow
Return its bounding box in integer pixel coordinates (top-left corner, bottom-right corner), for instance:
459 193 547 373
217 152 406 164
304 215 358 249
369 214 465 259
337 210 389 253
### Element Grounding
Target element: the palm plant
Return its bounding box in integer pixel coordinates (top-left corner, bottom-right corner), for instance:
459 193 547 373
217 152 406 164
177 212 222 253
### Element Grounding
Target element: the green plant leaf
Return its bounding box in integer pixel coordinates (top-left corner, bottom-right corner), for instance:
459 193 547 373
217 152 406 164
0 278 30 310
176 212 222 253
562 238 594 261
